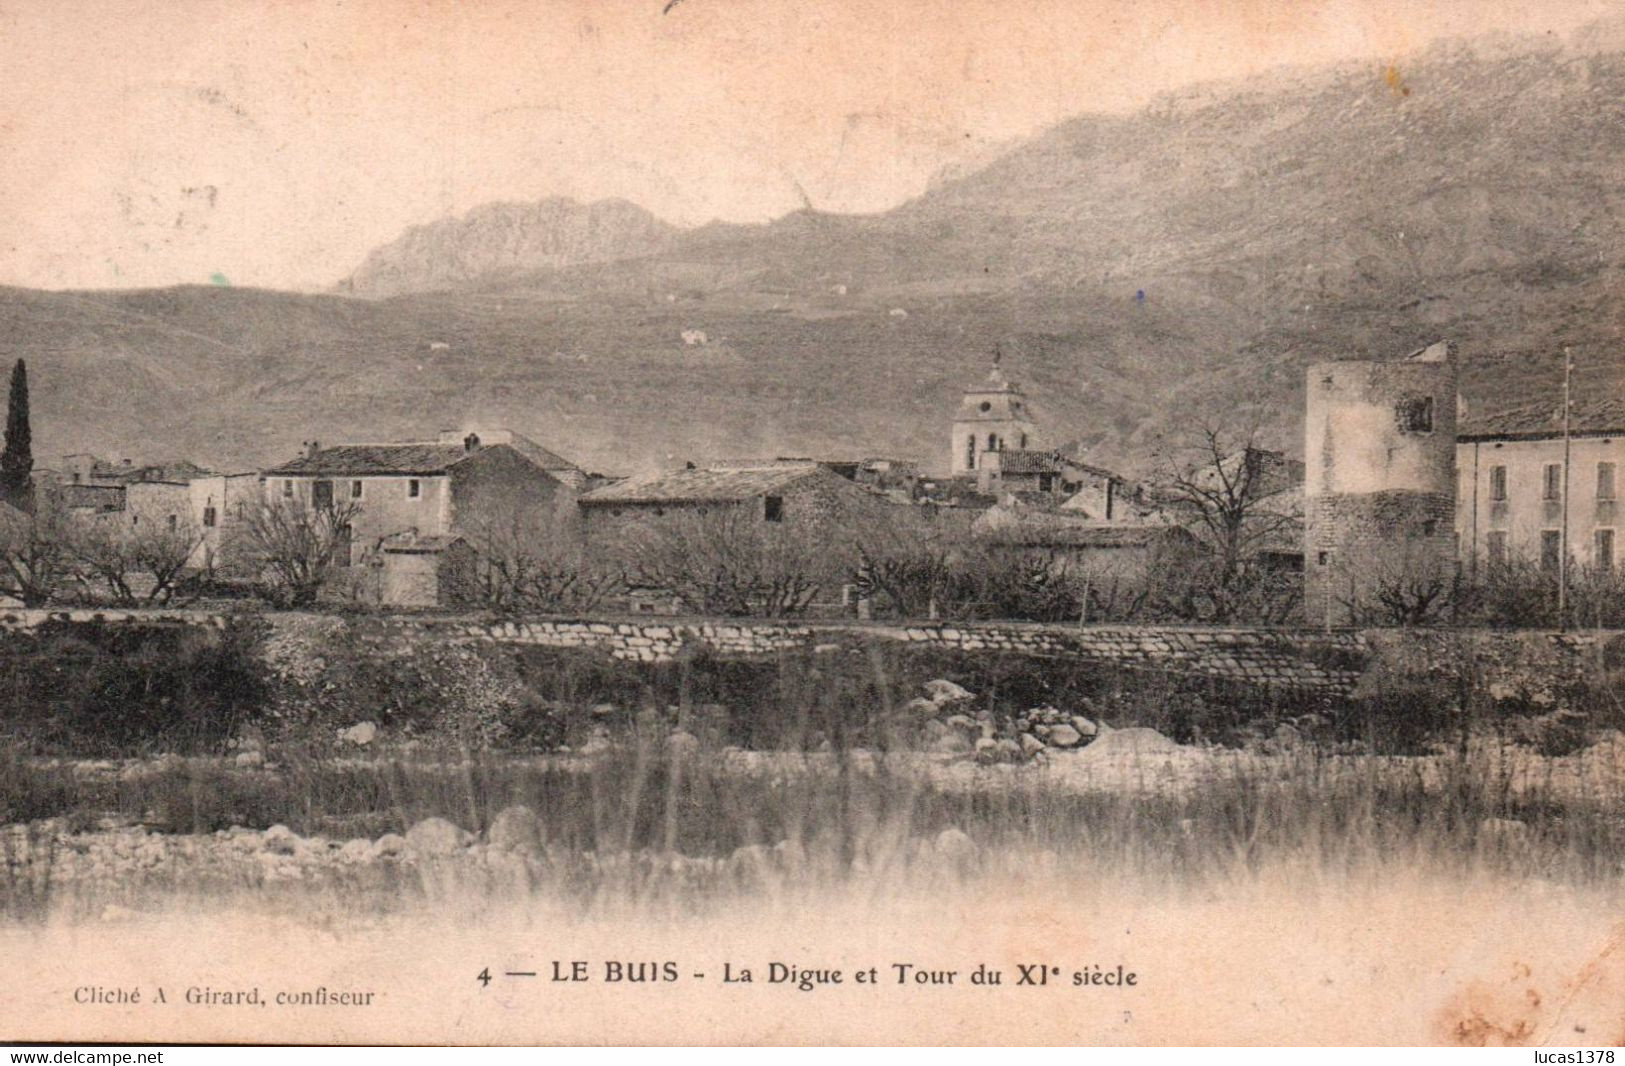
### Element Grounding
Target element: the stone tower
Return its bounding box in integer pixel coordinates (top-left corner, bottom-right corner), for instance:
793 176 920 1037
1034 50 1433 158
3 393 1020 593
1304 340 1459 626
951 352 1036 477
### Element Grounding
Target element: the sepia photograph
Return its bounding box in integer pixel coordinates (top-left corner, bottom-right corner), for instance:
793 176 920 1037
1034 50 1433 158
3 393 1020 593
0 0 1623 1048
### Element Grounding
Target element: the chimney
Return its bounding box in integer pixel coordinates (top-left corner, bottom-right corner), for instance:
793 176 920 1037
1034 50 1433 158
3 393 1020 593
305 440 320 459
463 433 481 452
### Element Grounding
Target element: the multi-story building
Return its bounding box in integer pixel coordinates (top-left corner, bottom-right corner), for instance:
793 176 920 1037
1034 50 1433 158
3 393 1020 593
1456 397 1623 574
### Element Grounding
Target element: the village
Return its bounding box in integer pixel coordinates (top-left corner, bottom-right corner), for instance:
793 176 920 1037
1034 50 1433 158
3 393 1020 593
0 337 1617 627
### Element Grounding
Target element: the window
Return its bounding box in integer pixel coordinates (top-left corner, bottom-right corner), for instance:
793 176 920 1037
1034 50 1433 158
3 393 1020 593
987 433 997 452
1486 531 1507 565
1543 464 1562 501
281 479 293 499
1038 474 1055 493
1596 529 1615 572
1019 432 1028 449
407 479 421 499
1540 530 1562 572
202 506 217 528
763 495 784 523
351 479 364 500
1395 395 1434 433
978 401 991 413
1599 462 1617 501
1317 551 1329 566
1422 519 1438 537
166 514 177 531
1489 465 1507 501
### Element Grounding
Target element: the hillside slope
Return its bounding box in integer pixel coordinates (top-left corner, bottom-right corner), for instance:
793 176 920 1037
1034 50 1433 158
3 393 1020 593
4 30 1623 477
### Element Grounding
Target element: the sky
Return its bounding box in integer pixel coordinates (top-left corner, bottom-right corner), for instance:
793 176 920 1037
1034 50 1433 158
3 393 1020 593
0 0 1615 292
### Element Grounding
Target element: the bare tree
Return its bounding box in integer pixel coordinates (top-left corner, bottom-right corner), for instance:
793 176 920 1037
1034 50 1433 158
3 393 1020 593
621 506 823 617
241 496 362 607
1153 421 1303 622
65 514 205 606
0 494 70 606
1336 538 1459 626
461 501 619 613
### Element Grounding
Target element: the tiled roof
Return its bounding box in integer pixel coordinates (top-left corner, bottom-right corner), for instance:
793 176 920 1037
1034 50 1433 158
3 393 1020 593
264 444 471 477
1459 397 1625 440
500 435 581 472
579 463 827 504
266 433 583 477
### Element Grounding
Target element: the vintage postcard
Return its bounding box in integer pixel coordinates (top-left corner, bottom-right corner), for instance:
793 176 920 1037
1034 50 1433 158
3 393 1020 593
0 0 1622 1048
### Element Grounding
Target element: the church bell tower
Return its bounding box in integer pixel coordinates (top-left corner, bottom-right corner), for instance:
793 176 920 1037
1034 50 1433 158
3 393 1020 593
951 347 1036 477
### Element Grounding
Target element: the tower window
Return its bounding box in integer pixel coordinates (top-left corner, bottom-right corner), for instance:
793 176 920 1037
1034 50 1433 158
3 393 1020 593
987 433 998 452
979 401 991 413
1395 395 1434 433
1543 464 1561 501
966 436 976 470
763 496 784 523
1020 432 1028 449
1599 462 1616 501
1597 529 1615 571
407 479 421 499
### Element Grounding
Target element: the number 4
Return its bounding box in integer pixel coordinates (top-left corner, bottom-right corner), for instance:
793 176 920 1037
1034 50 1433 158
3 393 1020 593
477 968 491 987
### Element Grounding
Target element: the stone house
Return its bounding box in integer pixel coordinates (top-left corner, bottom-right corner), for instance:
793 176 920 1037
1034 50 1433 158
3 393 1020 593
1457 396 1623 574
578 460 897 595
261 430 583 603
971 507 1196 581
122 473 261 573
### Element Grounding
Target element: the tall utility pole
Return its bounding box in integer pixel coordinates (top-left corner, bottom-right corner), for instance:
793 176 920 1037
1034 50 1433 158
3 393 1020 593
1559 348 1573 631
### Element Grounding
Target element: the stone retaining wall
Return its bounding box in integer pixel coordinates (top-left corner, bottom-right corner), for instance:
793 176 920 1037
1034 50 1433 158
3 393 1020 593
2 608 1613 701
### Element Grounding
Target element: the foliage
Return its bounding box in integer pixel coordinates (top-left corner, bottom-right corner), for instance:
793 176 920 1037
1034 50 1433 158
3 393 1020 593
0 620 267 756
0 358 32 511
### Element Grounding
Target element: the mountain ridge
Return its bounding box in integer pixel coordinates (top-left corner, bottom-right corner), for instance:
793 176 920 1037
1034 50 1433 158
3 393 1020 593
4 26 1624 480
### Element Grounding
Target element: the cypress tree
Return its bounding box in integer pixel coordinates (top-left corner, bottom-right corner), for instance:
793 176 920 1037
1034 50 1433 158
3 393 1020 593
1 359 34 510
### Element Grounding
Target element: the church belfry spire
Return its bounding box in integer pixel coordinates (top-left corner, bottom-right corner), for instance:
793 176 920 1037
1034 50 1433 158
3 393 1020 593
950 347 1037 476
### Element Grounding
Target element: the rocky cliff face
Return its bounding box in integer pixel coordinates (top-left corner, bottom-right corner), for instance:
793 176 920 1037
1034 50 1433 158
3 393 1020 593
341 198 680 298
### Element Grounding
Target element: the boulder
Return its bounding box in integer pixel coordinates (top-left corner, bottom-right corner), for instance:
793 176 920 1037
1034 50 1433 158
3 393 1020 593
923 679 973 705
1047 724 1083 748
369 833 408 860
1019 733 1046 758
261 824 301 855
338 838 374 863
1077 726 1178 757
931 732 972 755
233 750 265 769
943 714 980 736
992 738 1022 761
338 722 377 747
486 806 544 854
405 817 472 856
904 696 942 718
1070 716 1099 738
973 737 1001 763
